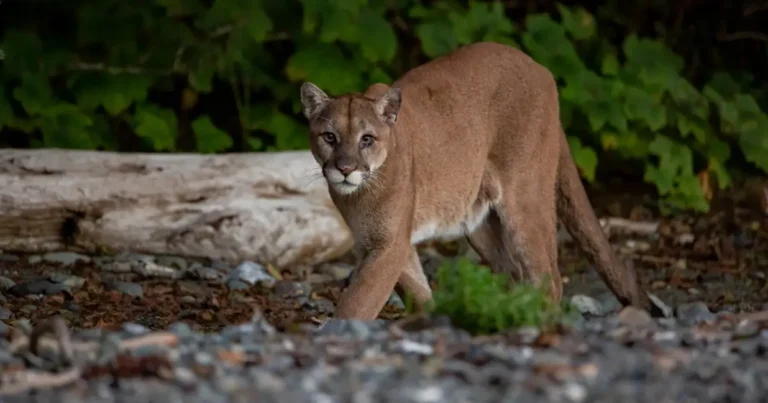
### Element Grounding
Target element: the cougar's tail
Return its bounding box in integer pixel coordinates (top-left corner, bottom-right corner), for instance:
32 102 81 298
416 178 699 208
555 129 652 311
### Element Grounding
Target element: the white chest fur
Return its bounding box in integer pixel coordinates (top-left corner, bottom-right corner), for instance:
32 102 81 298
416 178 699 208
410 201 491 245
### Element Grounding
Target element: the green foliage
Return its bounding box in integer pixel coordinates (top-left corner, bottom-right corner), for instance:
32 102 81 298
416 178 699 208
428 257 576 335
1 0 767 214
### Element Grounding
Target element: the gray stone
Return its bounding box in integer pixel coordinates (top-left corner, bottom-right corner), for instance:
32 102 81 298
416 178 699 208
0 275 16 291
49 273 85 289
569 294 605 316
185 263 226 282
315 319 372 339
596 291 622 314
386 292 406 309
42 252 91 265
0 321 8 336
227 279 250 291
155 255 189 271
27 255 42 264
115 252 155 263
194 351 215 366
104 280 144 298
121 322 150 336
648 293 673 318
168 322 194 340
675 301 715 326
617 306 654 328
301 298 335 313
734 320 760 339
100 260 133 273
273 281 310 298
133 260 179 279
0 307 10 321
0 254 19 262
228 261 275 286
8 279 71 296
174 366 198 387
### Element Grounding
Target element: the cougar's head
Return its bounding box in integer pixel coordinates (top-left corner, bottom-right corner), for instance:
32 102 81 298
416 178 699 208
299 82 401 196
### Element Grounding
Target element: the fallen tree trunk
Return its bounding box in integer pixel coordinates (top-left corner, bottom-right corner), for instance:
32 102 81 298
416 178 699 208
0 149 354 269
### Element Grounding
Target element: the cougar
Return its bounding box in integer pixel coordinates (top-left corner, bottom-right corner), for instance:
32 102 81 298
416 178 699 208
300 42 653 320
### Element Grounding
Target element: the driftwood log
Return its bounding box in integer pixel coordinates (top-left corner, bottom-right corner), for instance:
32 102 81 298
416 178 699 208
0 149 354 269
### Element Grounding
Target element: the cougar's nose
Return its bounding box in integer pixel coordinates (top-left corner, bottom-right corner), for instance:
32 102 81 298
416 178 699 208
335 161 357 176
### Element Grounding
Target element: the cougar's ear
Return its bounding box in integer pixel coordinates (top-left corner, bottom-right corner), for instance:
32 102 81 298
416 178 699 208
374 87 401 125
300 82 330 120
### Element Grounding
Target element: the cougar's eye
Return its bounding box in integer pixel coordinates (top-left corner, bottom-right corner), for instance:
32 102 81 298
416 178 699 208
321 132 336 144
360 134 375 148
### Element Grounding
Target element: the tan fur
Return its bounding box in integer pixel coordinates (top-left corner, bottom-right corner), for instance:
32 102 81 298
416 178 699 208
300 42 652 320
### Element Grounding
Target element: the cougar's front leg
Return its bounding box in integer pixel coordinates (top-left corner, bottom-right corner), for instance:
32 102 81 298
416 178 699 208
394 248 433 312
334 240 412 320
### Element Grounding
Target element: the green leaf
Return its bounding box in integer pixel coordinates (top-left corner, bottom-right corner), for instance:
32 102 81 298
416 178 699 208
557 4 595 41
739 117 768 173
0 94 13 130
156 0 205 17
0 30 44 77
358 11 398 63
71 73 153 115
243 104 309 150
415 21 459 58
623 86 666 131
13 72 53 116
601 53 619 76
522 14 584 80
133 104 177 151
567 136 598 182
676 114 708 143
285 43 364 94
192 115 232 153
37 104 96 149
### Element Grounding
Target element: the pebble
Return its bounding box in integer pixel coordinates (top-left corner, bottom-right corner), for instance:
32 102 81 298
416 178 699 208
49 273 85 289
8 279 72 296
0 307 11 321
185 263 226 282
104 280 144 298
387 293 406 310
42 251 91 265
675 301 715 326
0 321 8 336
121 322 151 336
0 254 19 262
133 260 180 279
273 281 310 298
734 319 760 339
0 275 16 291
156 255 189 271
617 306 654 328
227 261 276 287
226 279 250 291
648 293 673 318
316 319 373 339
570 294 605 316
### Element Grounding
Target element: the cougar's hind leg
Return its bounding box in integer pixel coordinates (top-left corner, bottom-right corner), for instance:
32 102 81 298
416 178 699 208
466 208 523 282
495 191 563 303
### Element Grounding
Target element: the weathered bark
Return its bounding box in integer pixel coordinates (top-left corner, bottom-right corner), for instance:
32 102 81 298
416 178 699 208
0 149 354 269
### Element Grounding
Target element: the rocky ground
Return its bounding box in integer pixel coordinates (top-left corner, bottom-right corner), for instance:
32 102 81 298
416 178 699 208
1 187 767 402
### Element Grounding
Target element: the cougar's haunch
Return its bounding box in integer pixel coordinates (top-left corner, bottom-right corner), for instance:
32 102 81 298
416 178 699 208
300 42 653 320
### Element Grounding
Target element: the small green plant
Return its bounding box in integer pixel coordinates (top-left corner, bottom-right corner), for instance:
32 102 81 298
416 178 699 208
427 257 576 335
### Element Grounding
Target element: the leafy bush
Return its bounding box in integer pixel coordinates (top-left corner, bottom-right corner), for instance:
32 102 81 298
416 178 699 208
427 257 575 335
1 0 766 214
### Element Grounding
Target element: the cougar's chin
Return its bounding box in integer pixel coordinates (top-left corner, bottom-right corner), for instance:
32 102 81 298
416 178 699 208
325 168 365 195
